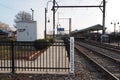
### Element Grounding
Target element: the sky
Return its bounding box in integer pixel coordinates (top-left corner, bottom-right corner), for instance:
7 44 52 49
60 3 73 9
0 0 120 38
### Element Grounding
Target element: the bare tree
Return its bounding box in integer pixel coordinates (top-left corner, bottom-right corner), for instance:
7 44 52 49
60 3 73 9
14 11 32 23
0 22 10 31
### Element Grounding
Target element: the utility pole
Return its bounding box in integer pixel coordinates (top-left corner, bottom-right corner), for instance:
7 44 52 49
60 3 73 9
102 0 106 34
53 0 55 39
45 8 47 39
69 18 71 36
31 8 34 21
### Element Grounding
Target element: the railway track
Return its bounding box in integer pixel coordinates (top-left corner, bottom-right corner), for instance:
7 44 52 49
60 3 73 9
83 40 120 53
74 49 107 80
75 41 120 80
77 41 120 62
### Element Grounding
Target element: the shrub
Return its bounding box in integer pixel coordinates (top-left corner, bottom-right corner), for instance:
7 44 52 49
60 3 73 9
34 39 48 51
48 38 54 43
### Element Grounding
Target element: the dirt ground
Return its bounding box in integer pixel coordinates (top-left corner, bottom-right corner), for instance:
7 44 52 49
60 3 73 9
0 73 75 80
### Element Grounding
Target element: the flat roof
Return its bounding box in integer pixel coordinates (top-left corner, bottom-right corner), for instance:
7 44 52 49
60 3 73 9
72 24 103 34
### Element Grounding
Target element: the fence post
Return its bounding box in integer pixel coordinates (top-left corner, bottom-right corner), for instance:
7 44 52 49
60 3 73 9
11 41 15 73
70 37 74 73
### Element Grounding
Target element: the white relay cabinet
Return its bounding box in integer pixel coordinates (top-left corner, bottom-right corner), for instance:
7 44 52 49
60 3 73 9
16 21 37 41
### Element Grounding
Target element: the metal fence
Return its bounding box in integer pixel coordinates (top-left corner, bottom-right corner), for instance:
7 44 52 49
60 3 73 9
0 40 70 74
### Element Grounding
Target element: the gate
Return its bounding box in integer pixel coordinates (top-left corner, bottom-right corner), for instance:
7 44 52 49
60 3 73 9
0 39 73 74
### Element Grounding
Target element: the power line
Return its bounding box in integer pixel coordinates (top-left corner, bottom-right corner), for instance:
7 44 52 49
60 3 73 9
56 0 63 3
0 2 18 11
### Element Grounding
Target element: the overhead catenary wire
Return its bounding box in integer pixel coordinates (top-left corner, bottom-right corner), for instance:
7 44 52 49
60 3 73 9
0 2 18 11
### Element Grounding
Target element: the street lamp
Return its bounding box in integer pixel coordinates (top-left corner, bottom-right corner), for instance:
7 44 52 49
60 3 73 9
45 0 58 39
111 21 119 43
45 0 53 39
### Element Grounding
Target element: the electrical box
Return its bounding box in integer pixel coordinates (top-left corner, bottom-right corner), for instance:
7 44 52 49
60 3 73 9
16 21 37 41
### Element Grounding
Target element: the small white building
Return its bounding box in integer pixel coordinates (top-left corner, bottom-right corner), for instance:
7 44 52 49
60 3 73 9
16 21 37 41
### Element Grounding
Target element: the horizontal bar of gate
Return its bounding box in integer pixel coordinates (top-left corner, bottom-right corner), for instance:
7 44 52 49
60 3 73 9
9 67 69 69
0 41 69 74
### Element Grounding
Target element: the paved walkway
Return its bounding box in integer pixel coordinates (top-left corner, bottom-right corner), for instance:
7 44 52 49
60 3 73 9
0 42 69 74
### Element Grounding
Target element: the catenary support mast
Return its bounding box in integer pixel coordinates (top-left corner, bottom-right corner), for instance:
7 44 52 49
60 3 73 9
52 0 106 37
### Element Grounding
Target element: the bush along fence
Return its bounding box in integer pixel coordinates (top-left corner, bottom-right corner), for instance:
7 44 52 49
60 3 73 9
0 38 74 74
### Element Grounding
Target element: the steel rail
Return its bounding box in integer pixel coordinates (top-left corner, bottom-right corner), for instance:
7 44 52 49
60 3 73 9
75 44 119 80
81 40 120 63
84 40 120 53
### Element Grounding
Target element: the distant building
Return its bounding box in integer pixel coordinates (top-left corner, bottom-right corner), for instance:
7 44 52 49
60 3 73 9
8 31 16 38
0 29 8 39
16 21 37 41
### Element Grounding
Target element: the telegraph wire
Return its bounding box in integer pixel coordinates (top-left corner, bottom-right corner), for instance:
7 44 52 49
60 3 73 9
0 2 18 11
